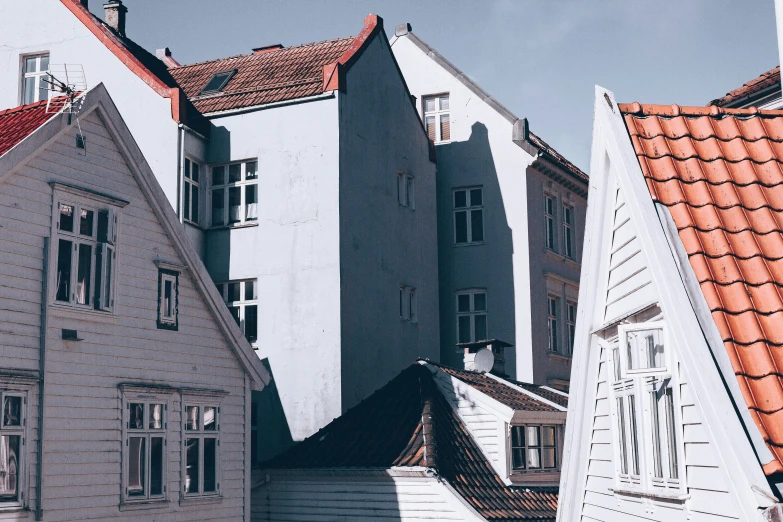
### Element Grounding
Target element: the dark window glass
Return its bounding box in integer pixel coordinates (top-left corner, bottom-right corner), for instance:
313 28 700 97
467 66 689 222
245 161 257 180
0 435 19 501
204 407 216 431
457 294 470 313
129 403 144 429
199 70 235 95
245 305 257 343
470 188 482 206
192 184 200 223
75 244 92 305
228 187 241 223
212 166 225 185
128 437 145 496
455 211 468 243
244 281 256 301
458 316 471 343
227 282 240 302
454 190 467 208
185 158 191 180
184 184 191 221
150 437 163 496
56 239 72 302
3 397 21 427
185 438 199 493
192 162 200 183
228 164 241 183
79 208 94 236
59 204 74 232
229 306 240 326
474 314 487 341
211 188 224 226
471 209 484 242
203 438 217 492
97 210 110 243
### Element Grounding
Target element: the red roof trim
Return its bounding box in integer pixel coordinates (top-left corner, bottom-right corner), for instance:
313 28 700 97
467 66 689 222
618 102 783 118
321 14 382 92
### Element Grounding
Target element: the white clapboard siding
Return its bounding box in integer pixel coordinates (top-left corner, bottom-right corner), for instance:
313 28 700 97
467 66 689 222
252 478 469 522
604 186 653 322
0 109 251 521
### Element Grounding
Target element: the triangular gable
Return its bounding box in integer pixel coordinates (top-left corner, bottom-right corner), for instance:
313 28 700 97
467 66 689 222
0 84 270 390
557 87 776 521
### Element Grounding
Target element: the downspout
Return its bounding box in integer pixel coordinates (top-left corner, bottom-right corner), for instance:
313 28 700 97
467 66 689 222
35 237 49 521
177 125 184 223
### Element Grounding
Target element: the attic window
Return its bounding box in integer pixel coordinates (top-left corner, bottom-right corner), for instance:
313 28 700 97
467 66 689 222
199 69 236 96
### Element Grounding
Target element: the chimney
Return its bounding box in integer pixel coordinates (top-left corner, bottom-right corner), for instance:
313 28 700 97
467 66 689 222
252 44 284 54
462 339 511 377
80 0 89 7
155 47 180 68
103 1 127 37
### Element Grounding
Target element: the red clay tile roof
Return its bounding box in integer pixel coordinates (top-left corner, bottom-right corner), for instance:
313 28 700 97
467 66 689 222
710 66 781 108
263 364 559 521
619 101 783 476
0 97 72 157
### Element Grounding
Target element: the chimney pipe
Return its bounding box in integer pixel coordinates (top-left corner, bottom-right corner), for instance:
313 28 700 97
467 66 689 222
462 340 510 377
80 0 88 8
103 0 127 37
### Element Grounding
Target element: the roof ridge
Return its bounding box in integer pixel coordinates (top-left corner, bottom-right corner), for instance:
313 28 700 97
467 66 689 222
621 102 783 118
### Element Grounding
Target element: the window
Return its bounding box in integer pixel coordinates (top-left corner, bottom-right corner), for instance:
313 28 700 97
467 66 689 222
547 296 559 353
453 187 484 245
198 69 236 96
510 425 558 472
424 94 450 143
563 204 575 259
21 53 49 105
210 161 258 227
399 285 416 322
157 270 179 330
123 395 167 502
456 290 487 344
183 404 219 497
0 391 25 508
397 172 414 208
566 302 577 355
183 158 201 225
53 197 117 312
544 195 556 252
217 280 257 344
609 323 683 493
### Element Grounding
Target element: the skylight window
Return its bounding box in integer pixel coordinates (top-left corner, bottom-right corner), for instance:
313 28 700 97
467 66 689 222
199 69 236 96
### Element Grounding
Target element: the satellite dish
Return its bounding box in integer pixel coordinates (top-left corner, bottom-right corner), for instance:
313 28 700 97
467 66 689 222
473 348 495 373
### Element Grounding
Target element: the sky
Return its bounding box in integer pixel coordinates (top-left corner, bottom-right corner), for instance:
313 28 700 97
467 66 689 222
87 0 780 171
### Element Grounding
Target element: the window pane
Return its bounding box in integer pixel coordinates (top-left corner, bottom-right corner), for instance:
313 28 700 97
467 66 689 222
229 306 240 326
527 448 541 469
3 397 21 427
228 187 241 223
203 438 217 492
212 166 225 185
150 437 163 496
616 397 628 474
543 448 556 469
650 390 663 478
474 314 487 341
59 204 74 232
245 305 258 343
512 448 525 470
104 248 112 308
40 55 49 71
163 280 173 317
424 98 436 113
629 395 640 475
440 96 449 111
184 182 191 221
473 293 486 312
185 438 199 493
192 162 200 184
149 404 163 430
440 114 450 141
128 436 145 496
56 240 72 302
511 426 525 447
25 57 37 73
227 282 240 302
244 280 256 301
228 163 241 183
129 403 144 429
527 426 540 447
542 426 555 446
455 211 468 243
458 316 471 344
613 347 621 382
627 328 664 370
454 190 467 209
457 294 470 313
75 244 92 305
0 435 19 501
471 209 483 242
185 406 199 431
245 161 257 180
665 387 679 479
204 407 216 431
79 209 94 236
211 188 224 226
245 185 258 221
470 189 482 207
185 158 191 180
192 184 200 223
425 116 436 142
23 77 36 105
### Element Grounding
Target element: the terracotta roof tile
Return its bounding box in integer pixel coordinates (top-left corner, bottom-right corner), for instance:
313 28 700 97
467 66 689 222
620 102 783 475
0 96 71 157
710 66 781 108
263 364 559 521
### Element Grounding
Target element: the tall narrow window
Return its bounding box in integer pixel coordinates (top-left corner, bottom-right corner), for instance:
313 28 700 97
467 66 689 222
563 204 574 259
183 404 219 497
183 158 201 225
456 289 487 343
0 390 25 508
397 173 415 208
157 269 179 330
122 390 168 504
566 301 577 355
544 195 556 252
210 161 258 227
547 296 559 352
424 94 450 143
218 280 257 344
453 187 484 245
21 53 49 105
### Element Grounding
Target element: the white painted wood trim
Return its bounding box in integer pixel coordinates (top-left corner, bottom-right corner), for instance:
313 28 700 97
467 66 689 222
153 260 188 273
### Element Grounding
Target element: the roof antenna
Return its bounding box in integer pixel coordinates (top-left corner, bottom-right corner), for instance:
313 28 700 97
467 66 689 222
43 64 87 125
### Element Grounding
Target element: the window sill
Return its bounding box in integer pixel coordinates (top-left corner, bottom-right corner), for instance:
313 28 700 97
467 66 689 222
609 487 689 502
453 241 485 248
50 304 118 325
509 470 560 486
545 249 580 268
209 222 259 231
0 506 30 516
179 495 223 507
119 500 170 511
547 352 572 362
183 219 201 228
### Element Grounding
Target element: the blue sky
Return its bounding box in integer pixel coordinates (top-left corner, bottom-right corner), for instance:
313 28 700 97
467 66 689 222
90 0 779 171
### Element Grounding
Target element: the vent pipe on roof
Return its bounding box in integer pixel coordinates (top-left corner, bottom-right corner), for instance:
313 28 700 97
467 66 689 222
252 44 284 54
103 0 127 37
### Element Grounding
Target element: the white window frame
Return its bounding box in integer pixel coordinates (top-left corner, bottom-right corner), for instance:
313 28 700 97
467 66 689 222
544 194 557 252
121 388 171 504
183 157 201 225
547 295 560 353
509 424 559 473
606 323 686 496
217 280 257 345
453 187 484 245
397 172 415 209
0 389 28 511
563 203 575 259
209 160 258 228
20 53 50 105
181 400 221 499
399 285 417 322
423 94 450 143
51 187 121 314
456 289 487 344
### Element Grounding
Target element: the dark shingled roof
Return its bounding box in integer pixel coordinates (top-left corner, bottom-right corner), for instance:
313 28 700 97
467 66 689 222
263 363 559 521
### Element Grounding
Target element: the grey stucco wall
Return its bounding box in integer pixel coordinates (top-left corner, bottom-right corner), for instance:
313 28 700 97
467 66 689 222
337 32 440 411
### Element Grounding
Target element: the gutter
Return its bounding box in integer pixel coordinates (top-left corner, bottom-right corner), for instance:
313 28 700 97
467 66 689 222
35 237 49 521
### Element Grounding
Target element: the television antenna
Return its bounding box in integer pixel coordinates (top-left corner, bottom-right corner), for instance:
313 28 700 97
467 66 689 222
43 65 88 153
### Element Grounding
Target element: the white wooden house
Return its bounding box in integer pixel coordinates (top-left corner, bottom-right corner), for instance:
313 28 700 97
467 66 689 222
557 87 783 521
0 83 269 520
251 359 567 521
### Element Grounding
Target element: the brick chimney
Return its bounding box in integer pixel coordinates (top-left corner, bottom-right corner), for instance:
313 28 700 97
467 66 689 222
103 1 127 37
155 48 180 68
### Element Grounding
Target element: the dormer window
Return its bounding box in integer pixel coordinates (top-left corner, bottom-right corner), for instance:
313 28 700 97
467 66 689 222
198 69 236 96
510 425 558 472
